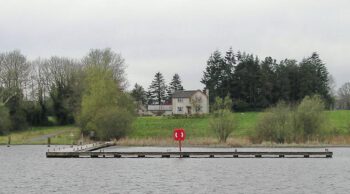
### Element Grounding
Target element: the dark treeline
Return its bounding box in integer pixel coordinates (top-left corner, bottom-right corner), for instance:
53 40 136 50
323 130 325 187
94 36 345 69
0 48 133 137
202 48 333 111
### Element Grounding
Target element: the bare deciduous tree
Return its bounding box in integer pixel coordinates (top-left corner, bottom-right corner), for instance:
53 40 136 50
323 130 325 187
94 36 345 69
337 82 350 109
82 48 127 90
0 50 30 103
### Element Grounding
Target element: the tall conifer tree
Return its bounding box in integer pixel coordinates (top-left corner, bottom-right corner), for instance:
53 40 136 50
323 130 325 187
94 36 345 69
131 83 147 105
148 72 167 105
169 73 184 93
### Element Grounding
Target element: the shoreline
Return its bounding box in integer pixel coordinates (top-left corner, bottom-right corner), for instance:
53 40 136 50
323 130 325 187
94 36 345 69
2 143 350 148
3 133 350 148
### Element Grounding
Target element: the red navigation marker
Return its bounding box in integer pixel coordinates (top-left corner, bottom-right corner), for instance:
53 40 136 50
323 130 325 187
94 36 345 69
173 128 186 141
173 128 186 152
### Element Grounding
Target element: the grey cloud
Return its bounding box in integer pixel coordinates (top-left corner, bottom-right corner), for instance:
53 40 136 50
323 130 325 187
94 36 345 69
0 0 349 90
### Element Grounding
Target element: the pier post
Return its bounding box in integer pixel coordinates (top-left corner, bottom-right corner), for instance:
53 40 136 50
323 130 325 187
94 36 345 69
47 137 51 147
7 136 11 147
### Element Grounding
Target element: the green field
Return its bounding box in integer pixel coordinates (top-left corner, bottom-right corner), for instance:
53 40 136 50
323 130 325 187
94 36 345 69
130 110 350 139
1 110 349 145
325 110 350 134
130 112 259 139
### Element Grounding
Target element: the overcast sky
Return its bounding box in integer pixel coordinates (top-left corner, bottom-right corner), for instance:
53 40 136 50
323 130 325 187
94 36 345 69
1 0 349 90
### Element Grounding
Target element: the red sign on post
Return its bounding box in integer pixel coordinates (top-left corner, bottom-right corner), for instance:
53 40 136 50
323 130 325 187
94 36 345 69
173 128 186 141
173 128 186 152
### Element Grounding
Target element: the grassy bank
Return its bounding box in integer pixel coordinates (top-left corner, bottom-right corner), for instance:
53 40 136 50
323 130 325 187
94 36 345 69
130 112 259 138
131 110 350 138
325 110 350 134
1 110 349 146
0 126 80 145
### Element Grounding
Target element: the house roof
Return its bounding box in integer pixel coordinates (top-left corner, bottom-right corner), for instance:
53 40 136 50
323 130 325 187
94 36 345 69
172 90 201 98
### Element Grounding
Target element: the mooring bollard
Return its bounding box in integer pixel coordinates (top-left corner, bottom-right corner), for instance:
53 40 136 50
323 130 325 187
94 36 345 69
7 136 11 147
47 137 51 147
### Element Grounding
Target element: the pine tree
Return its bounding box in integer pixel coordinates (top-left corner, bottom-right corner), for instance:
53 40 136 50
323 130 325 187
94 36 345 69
222 48 235 99
224 47 236 66
169 73 184 93
284 59 300 102
231 54 260 109
131 83 147 105
274 63 291 102
165 86 173 104
258 56 277 107
298 52 331 105
146 90 153 105
201 50 233 105
201 50 223 105
148 72 167 105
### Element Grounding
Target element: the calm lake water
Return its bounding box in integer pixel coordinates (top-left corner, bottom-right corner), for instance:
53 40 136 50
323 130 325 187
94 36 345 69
1 145 350 194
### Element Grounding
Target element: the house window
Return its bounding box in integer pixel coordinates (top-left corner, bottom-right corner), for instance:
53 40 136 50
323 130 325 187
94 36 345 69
177 107 183 112
177 98 183 102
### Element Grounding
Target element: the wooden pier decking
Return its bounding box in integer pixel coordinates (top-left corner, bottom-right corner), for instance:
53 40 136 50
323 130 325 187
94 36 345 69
47 142 115 153
46 151 333 158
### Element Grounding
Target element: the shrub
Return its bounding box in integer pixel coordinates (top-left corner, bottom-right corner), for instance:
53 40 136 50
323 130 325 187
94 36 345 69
6 96 28 131
254 95 327 143
23 101 50 126
90 108 134 140
293 95 326 142
255 102 292 143
232 99 250 112
0 104 11 135
210 96 237 142
9 108 28 131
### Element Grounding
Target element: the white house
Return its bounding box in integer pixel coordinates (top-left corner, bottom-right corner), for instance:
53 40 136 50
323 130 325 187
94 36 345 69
171 90 209 115
146 90 209 115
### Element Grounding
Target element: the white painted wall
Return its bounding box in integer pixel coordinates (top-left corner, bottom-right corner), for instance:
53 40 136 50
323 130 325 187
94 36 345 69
172 97 190 114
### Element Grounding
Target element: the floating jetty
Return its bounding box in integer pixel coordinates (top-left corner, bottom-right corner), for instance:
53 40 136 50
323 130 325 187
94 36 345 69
46 141 333 158
46 150 333 158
